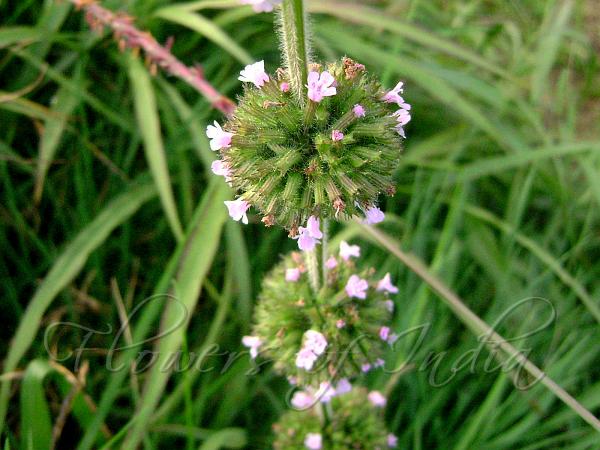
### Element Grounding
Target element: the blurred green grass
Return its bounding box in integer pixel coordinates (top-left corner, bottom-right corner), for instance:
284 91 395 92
1 0 600 448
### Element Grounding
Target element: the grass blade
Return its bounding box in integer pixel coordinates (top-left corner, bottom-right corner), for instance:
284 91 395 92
122 181 229 448
20 360 54 450
309 1 515 82
0 180 156 430
154 7 252 64
360 223 600 433
34 76 81 203
128 56 184 241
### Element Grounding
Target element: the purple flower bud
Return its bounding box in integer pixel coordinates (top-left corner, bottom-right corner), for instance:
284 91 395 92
353 104 366 117
331 129 344 141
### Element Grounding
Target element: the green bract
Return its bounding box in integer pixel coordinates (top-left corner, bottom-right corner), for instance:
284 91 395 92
252 251 394 387
220 58 402 232
273 388 389 449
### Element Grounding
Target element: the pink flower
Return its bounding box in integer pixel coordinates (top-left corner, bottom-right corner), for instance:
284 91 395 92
384 299 395 313
340 240 360 261
325 256 338 269
331 130 344 141
336 319 346 329
211 160 232 182
238 60 269 87
241 335 262 359
303 330 327 355
353 104 366 117
224 199 251 224
345 274 369 299
294 216 323 251
304 433 322 450
307 71 336 102
383 81 411 108
387 433 398 448
336 378 352 395
394 108 412 125
374 358 385 368
240 0 282 12
364 206 385 224
388 333 399 344
280 82 290 92
286 268 301 282
291 390 315 409
315 381 336 403
394 108 411 138
379 326 390 341
361 363 372 373
377 273 399 294
305 216 323 239
206 121 233 151
295 347 318 370
368 390 387 407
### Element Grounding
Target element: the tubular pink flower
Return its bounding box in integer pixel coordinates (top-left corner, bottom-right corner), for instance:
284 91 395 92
241 335 262 359
303 330 327 356
361 363 372 373
206 121 233 151
304 433 322 450
368 390 387 407
305 216 323 238
291 391 316 409
211 159 232 182
331 130 344 141
345 274 369 299
336 319 346 329
325 256 338 269
224 199 251 224
387 333 399 344
374 358 385 368
285 268 301 282
383 81 408 106
296 232 318 251
295 347 318 370
238 60 270 87
353 104 366 117
280 82 290 92
377 273 399 294
307 71 337 102
294 216 322 251
340 240 360 261
387 433 398 448
364 206 385 224
379 326 390 341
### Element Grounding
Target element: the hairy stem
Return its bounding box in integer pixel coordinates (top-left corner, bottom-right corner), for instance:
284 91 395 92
277 0 310 105
305 248 320 294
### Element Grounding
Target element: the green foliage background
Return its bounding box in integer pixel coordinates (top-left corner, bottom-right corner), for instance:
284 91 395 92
1 0 599 448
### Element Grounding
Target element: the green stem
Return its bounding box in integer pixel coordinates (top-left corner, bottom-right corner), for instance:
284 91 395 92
278 0 310 104
321 219 330 283
305 248 320 294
